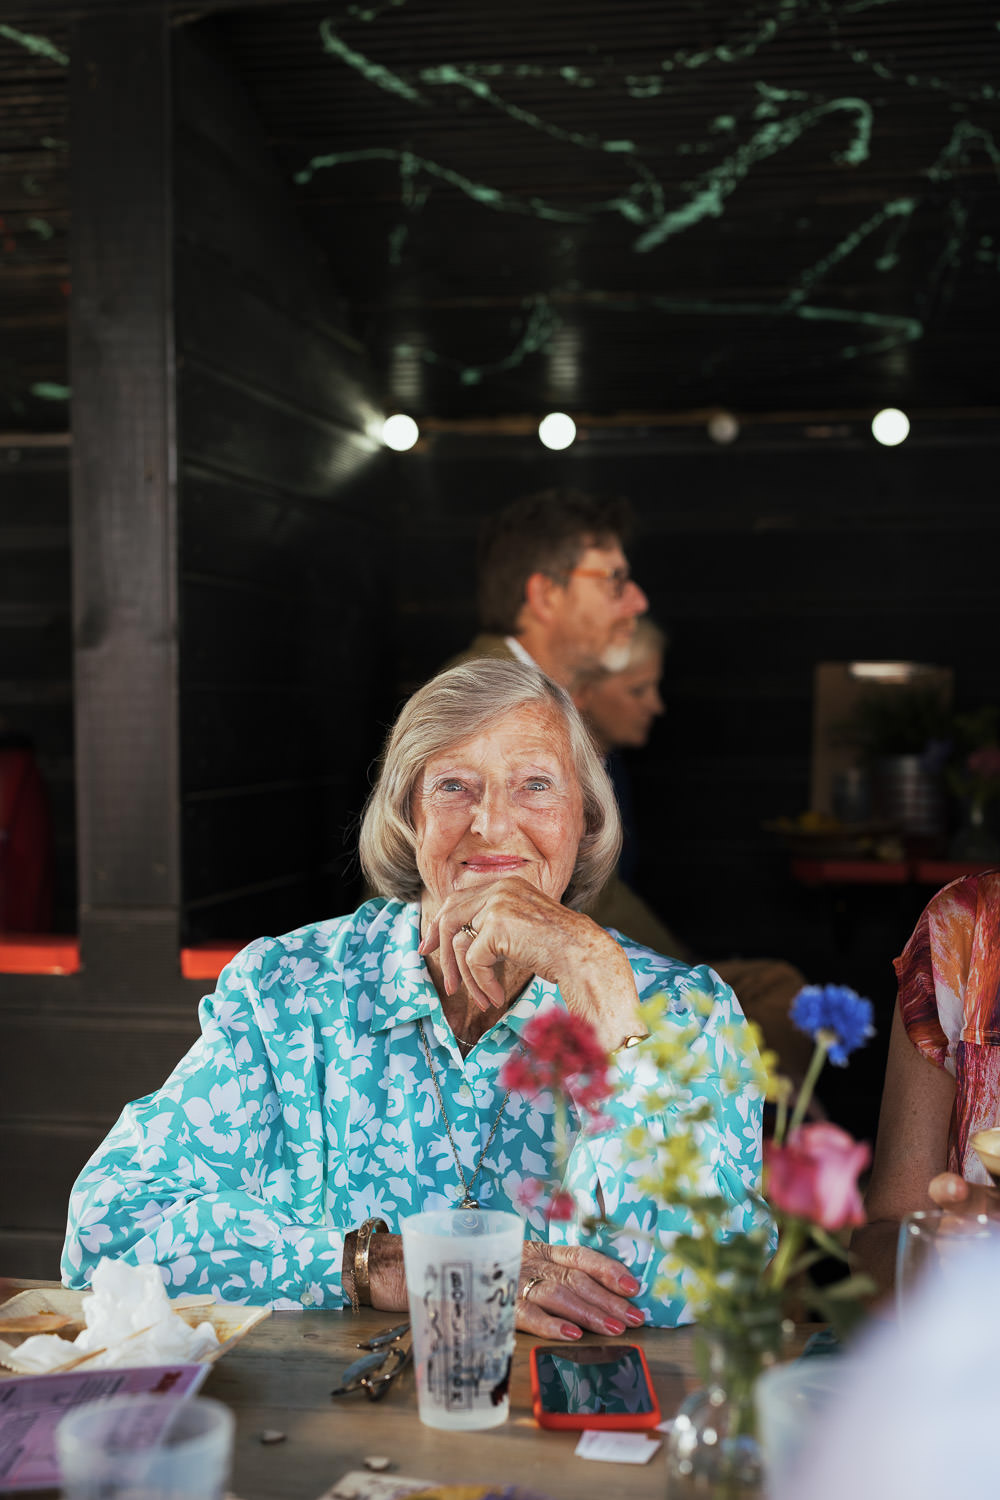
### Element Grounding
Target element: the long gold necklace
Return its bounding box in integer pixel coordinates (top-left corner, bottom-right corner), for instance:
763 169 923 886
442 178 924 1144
417 1019 519 1210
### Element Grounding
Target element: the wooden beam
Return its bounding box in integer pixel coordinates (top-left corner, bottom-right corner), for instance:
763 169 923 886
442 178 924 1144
416 406 1000 433
0 433 71 448
69 4 180 946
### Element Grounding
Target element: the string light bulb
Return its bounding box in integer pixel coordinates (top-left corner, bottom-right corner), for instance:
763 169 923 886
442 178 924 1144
707 410 740 445
382 414 419 451
871 408 910 447
538 413 576 450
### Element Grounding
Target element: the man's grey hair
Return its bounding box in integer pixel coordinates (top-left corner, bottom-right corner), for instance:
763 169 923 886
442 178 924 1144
359 658 621 912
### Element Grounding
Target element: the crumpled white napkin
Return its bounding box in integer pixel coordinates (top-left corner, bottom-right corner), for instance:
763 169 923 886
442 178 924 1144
11 1259 219 1372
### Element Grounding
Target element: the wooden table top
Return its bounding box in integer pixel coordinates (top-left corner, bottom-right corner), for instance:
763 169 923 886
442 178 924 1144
209 1304 700 1500
1 1282 814 1500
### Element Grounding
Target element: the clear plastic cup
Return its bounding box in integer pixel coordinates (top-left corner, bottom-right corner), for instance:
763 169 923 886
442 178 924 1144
401 1207 524 1430
55 1394 234 1500
896 1207 1000 1322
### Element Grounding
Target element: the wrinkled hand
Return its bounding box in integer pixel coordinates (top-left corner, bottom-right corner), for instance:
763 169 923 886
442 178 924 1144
515 1241 645 1340
928 1172 1000 1215
419 877 643 1053
420 876 602 1006
361 1232 645 1341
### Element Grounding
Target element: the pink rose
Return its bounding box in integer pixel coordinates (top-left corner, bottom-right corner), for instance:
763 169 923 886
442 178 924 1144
765 1123 871 1231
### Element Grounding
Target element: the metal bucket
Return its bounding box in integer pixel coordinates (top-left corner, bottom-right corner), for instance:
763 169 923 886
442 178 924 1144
873 754 946 837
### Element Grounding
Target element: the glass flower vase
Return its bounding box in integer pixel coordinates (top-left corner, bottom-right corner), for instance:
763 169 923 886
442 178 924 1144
667 1319 782 1498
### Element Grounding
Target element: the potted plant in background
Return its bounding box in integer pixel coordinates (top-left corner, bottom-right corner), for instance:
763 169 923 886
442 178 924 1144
836 684 953 844
946 706 1000 861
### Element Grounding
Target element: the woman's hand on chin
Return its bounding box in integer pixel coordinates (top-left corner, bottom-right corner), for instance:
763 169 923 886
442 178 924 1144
514 1241 645 1340
419 877 645 1053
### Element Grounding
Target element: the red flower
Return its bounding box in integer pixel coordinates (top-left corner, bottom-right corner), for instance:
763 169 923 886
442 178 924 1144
499 1010 611 1107
545 1190 576 1222
765 1123 870 1231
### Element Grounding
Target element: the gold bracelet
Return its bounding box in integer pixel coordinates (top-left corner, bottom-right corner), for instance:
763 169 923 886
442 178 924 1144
343 1255 360 1315
353 1217 388 1307
613 1033 649 1054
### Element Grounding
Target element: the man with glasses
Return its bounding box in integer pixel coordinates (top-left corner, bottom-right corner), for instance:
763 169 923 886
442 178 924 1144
450 488 648 694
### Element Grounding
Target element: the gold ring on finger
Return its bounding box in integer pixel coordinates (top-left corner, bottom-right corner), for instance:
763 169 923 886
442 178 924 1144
521 1275 545 1302
460 922 479 939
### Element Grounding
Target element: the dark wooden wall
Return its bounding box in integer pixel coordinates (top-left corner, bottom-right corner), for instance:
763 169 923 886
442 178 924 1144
390 426 999 1138
174 29 391 945
0 437 75 929
0 20 391 1280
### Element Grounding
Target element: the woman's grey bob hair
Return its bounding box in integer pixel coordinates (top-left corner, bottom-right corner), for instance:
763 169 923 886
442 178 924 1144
359 658 621 912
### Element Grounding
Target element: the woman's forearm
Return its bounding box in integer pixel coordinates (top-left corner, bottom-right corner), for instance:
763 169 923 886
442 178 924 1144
558 925 647 1053
849 1217 901 1299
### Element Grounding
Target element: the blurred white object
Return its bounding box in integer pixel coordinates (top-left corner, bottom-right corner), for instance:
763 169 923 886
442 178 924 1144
771 1240 1000 1500
756 1356 845 1495
56 1395 233 1500
10 1259 218 1372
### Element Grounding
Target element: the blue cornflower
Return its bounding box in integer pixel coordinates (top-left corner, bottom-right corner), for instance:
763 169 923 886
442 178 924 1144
789 984 875 1066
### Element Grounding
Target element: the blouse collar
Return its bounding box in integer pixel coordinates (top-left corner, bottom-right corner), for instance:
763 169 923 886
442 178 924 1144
365 899 563 1044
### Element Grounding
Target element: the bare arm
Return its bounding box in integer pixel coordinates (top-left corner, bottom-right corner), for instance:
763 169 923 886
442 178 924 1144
850 998 955 1294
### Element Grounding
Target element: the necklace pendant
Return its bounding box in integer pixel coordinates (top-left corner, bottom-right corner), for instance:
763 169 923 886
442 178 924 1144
458 1193 480 1210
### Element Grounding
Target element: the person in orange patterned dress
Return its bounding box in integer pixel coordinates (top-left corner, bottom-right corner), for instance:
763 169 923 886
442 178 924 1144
851 870 1000 1292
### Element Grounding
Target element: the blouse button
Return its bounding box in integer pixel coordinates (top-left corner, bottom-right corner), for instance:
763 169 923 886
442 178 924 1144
301 1290 315 1307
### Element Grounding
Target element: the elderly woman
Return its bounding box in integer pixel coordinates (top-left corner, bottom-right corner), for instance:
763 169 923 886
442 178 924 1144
63 660 765 1335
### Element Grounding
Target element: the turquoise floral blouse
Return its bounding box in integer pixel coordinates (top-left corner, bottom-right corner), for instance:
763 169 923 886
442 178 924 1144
62 899 767 1324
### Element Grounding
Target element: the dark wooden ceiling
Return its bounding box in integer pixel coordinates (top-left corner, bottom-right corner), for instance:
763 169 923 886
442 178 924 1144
2 0 998 427
212 0 1000 421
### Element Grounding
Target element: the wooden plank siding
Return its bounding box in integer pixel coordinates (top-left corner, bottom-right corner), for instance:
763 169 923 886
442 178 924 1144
0 441 75 929
173 24 390 944
0 17 390 1278
1 5 187 1278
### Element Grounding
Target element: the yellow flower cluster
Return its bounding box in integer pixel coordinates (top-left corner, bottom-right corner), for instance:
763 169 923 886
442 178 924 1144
626 987 777 1318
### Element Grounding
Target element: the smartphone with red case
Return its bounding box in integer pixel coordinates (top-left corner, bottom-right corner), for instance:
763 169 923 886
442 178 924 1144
529 1343 661 1430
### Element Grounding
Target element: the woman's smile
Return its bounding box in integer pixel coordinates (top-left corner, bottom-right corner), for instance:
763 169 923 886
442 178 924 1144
461 854 528 875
